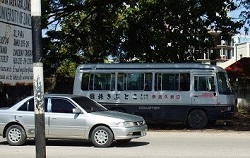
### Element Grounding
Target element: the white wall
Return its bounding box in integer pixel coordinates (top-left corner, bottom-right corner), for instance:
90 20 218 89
217 42 250 69
235 43 250 60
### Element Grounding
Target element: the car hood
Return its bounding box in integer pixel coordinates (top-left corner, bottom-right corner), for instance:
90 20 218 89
91 110 143 121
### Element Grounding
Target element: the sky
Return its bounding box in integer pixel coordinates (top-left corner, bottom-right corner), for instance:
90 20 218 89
229 4 249 35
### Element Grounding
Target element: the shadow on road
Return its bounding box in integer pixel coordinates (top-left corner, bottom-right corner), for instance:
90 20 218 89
0 139 149 148
148 112 250 132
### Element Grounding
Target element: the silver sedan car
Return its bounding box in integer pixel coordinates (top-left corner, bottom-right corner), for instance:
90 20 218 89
0 94 147 147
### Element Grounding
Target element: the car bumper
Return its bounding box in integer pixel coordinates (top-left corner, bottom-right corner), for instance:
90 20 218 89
111 125 148 140
0 123 4 136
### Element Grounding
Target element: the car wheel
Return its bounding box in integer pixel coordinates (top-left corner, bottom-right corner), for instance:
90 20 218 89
188 110 208 129
116 139 131 144
91 126 114 147
6 125 27 146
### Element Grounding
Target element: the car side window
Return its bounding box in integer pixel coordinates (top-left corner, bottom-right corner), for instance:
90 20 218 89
18 98 48 112
51 98 75 113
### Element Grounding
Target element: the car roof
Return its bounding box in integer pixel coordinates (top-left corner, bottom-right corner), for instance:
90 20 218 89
24 94 87 99
8 94 88 110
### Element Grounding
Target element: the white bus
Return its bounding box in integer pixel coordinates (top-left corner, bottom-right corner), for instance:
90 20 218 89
73 63 236 129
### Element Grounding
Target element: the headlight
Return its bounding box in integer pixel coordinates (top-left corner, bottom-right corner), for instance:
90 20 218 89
112 121 135 127
124 121 135 127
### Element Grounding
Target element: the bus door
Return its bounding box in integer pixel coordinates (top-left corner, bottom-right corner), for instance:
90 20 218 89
191 74 217 106
216 72 235 107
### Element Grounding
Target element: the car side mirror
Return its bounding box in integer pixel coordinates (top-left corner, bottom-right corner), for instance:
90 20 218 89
73 108 81 114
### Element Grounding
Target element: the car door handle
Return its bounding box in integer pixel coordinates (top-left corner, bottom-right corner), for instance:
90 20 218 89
16 115 23 118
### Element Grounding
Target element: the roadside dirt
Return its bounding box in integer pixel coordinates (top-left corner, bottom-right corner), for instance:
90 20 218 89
148 112 250 132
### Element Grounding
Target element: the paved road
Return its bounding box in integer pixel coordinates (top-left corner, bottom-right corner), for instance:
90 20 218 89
1 131 250 158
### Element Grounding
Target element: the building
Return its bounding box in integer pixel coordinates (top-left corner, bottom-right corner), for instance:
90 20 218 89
197 32 250 69
222 34 250 110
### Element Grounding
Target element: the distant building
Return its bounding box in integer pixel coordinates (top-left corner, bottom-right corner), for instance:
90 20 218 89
219 34 250 69
197 32 250 69
222 34 250 110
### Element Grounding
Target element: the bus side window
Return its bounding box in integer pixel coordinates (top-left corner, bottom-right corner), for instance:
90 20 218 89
128 81 138 90
195 76 207 91
180 73 190 91
144 84 151 91
117 73 125 91
199 79 207 91
126 73 144 90
117 84 122 91
194 76 214 91
155 73 162 91
111 81 115 91
81 73 90 90
162 73 179 91
194 79 197 91
94 84 102 90
208 77 215 91
194 76 203 91
144 73 152 91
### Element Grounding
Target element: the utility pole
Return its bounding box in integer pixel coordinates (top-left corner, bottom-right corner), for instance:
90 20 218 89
31 0 46 158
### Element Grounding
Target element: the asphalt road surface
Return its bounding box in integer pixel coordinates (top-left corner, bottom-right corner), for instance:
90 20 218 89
1 131 250 158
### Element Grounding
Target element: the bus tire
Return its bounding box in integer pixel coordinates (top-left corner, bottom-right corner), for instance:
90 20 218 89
188 110 208 129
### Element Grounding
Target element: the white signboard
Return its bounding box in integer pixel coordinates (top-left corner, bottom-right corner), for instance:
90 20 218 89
0 0 32 85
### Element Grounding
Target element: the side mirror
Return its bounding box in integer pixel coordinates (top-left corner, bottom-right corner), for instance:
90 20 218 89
73 108 81 114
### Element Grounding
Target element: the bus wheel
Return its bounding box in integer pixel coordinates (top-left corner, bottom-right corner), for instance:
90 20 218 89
188 110 208 129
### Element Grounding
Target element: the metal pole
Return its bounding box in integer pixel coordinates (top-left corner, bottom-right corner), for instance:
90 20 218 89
31 0 46 157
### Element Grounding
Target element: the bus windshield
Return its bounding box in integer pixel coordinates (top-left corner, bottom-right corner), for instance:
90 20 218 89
217 72 233 95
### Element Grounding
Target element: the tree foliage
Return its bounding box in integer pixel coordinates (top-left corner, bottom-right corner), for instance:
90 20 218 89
237 0 250 35
41 0 243 78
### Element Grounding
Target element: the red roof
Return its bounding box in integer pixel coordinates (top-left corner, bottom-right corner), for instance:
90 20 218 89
225 57 250 78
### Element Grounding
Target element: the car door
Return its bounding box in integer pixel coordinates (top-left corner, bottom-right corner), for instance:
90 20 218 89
17 98 49 137
47 97 86 138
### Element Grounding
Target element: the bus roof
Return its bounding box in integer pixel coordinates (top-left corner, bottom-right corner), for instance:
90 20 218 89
76 63 225 72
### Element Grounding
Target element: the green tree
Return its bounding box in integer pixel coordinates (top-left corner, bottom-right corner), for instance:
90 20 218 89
238 0 250 35
41 0 243 80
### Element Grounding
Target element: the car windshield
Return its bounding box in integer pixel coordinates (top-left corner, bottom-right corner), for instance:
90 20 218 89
72 96 107 113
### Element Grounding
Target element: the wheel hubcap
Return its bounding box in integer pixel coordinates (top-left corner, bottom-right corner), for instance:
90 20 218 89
194 114 202 123
8 128 21 143
94 130 108 145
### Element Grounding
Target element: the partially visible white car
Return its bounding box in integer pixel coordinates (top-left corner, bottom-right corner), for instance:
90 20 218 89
0 94 147 147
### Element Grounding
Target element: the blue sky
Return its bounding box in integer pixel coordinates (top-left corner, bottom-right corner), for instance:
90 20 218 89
229 5 249 34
